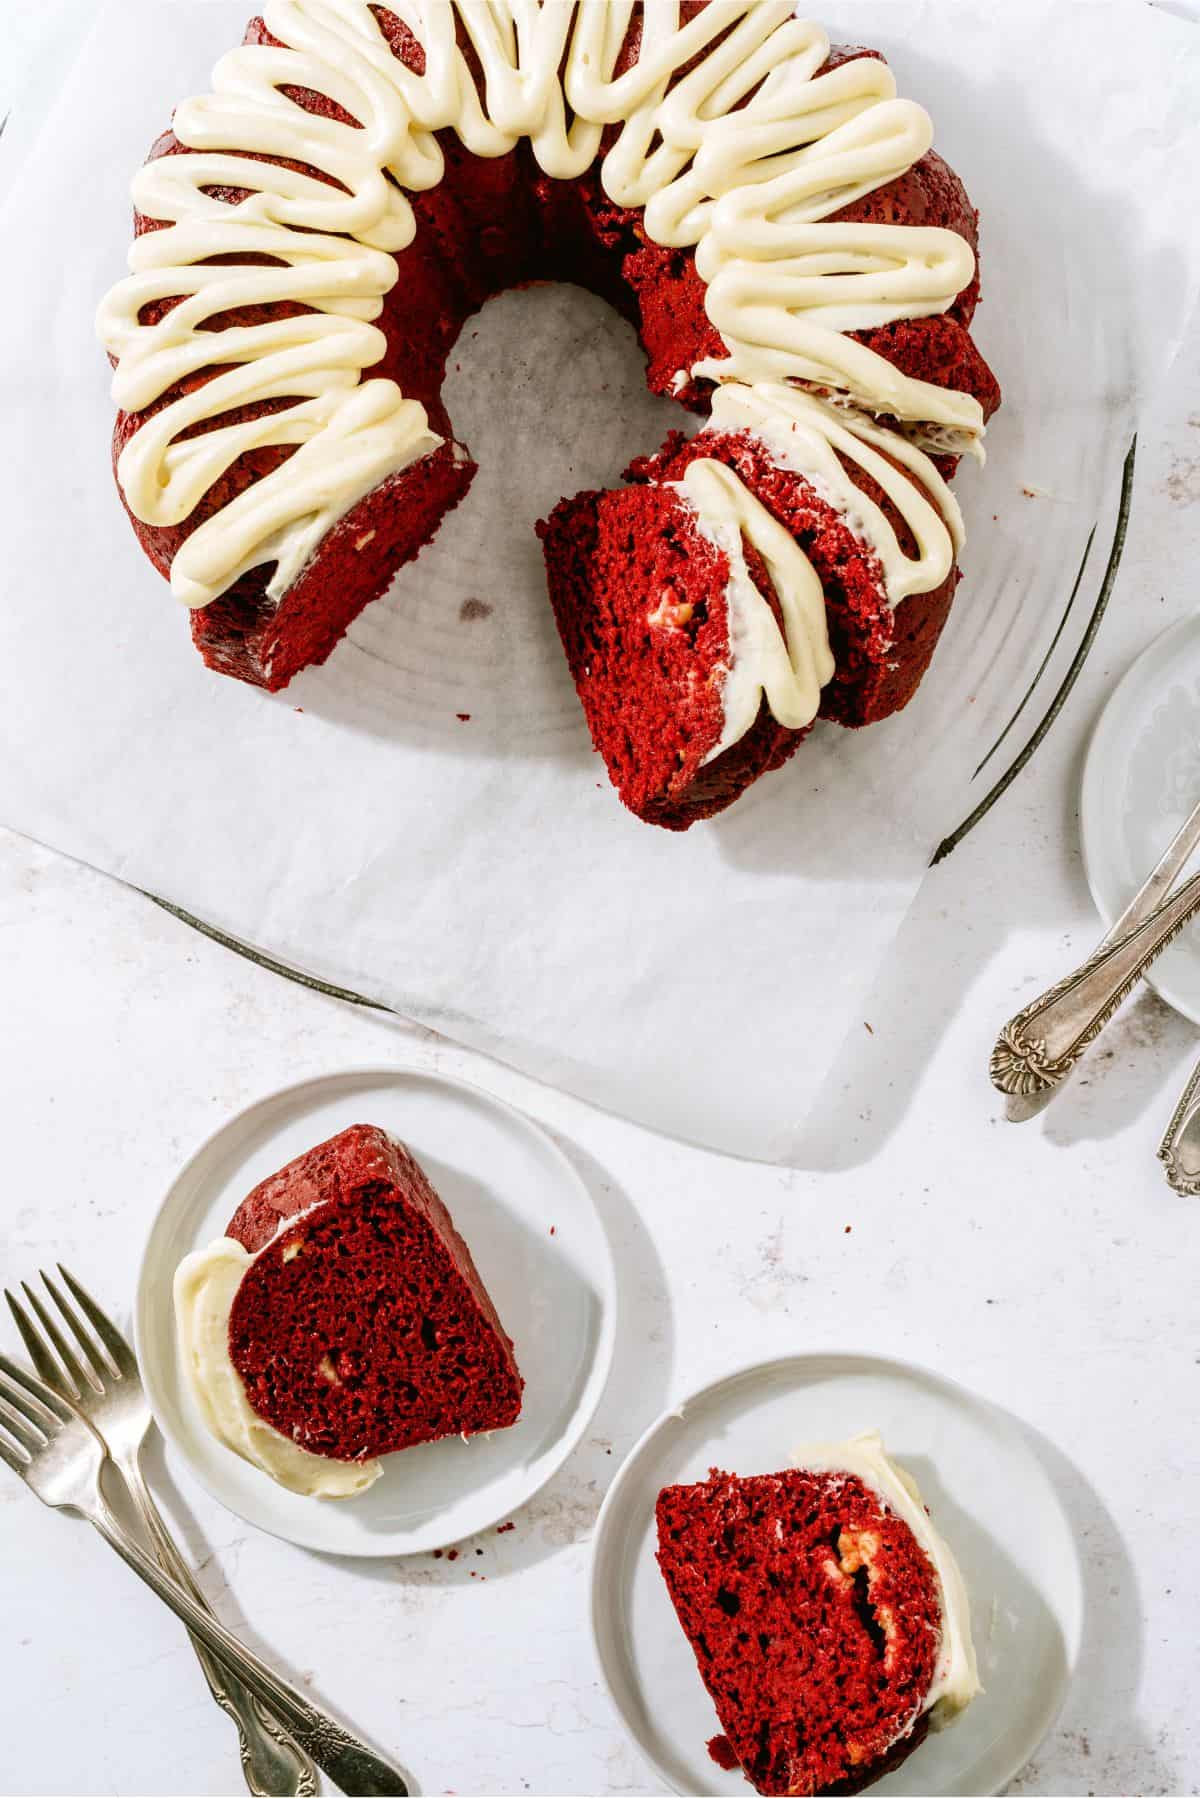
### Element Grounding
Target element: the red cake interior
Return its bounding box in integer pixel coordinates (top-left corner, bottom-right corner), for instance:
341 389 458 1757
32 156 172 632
225 1124 523 1462
187 447 473 690
538 481 805 828
656 1468 943 1797
537 410 974 824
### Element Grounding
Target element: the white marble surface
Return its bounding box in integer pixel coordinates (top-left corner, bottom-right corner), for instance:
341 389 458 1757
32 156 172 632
3 6 1200 1795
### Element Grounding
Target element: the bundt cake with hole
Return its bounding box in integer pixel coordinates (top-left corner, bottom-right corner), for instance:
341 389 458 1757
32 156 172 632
173 1124 523 1498
97 1 1000 827
656 1433 979 1795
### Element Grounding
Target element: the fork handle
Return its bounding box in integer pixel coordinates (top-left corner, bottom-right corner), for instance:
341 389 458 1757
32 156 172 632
87 1507 408 1796
120 1456 316 1797
1158 1053 1200 1195
991 869 1200 1101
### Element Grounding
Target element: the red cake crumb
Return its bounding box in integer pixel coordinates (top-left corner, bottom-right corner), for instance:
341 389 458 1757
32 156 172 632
708 1734 740 1770
225 1125 523 1462
656 1467 943 1796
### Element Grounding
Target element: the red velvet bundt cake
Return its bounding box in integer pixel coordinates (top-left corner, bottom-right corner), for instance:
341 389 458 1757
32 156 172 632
97 2 1000 826
656 1434 979 1795
174 1124 523 1498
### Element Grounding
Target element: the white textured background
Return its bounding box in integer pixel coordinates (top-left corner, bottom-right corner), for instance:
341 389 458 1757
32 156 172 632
2 5 1200 1795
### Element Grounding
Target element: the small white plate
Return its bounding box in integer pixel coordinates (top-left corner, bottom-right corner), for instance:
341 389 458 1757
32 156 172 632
1081 612 1200 1024
135 1065 616 1556
590 1353 1081 1798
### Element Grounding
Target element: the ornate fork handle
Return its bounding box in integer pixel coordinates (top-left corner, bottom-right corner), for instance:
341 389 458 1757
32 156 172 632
1158 1056 1200 1196
85 1503 408 1796
126 1464 316 1795
991 870 1200 1099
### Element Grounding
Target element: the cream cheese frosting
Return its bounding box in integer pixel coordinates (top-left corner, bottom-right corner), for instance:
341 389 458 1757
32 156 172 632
706 382 965 607
673 458 836 757
174 1234 382 1500
97 0 985 751
790 1429 981 1722
679 380 966 747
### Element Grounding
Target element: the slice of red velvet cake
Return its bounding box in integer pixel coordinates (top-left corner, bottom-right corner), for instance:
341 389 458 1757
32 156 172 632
656 1438 979 1795
174 1124 523 1497
538 481 807 829
539 413 957 828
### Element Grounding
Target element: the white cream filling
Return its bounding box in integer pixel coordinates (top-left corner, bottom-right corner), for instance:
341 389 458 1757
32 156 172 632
790 1429 981 1723
670 458 836 764
689 505 788 763
174 1234 382 1501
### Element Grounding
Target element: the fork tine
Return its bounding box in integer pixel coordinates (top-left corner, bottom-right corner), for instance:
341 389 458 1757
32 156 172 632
0 1423 29 1472
6 1287 70 1394
17 1281 93 1398
0 1352 75 1423
55 1265 136 1378
40 1268 118 1389
0 1391 46 1454
0 1368 62 1436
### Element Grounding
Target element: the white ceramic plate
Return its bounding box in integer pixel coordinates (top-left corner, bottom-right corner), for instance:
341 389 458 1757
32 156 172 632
1081 612 1200 1024
591 1353 1081 1798
135 1066 616 1555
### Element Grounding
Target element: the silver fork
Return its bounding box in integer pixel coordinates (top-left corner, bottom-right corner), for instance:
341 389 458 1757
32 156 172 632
0 1338 408 1795
991 807 1200 1118
5 1268 316 1797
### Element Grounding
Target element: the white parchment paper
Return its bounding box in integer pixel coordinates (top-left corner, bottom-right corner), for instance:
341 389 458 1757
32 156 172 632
0 1 1196 1161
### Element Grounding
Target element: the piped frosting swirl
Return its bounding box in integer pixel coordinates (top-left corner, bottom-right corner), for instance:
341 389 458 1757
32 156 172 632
97 0 986 742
